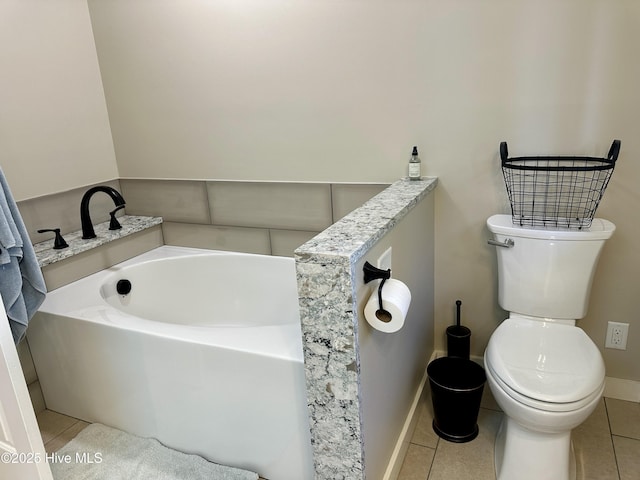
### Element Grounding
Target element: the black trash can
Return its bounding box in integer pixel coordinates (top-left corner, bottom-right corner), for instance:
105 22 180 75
427 357 486 443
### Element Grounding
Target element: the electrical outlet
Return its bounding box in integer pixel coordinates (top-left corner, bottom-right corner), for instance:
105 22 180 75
605 321 629 350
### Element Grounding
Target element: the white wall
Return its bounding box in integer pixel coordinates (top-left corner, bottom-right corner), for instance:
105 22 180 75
0 0 118 200
88 0 432 181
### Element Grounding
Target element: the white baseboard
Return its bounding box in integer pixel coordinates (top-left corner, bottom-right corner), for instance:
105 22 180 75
604 377 640 403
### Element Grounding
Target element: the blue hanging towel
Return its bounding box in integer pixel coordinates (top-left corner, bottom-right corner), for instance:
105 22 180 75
0 167 46 344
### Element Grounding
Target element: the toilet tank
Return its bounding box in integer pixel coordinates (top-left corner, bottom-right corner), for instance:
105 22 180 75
487 214 615 319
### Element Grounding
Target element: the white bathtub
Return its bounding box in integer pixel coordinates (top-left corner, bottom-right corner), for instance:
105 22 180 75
28 246 314 480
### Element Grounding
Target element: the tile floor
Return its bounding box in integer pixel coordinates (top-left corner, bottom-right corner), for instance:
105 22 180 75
37 409 89 454
397 390 640 480
37 394 640 480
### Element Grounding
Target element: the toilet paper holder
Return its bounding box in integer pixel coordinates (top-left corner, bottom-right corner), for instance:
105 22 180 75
363 262 392 322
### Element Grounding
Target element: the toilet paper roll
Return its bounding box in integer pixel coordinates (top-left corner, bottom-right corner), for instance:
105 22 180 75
364 279 412 333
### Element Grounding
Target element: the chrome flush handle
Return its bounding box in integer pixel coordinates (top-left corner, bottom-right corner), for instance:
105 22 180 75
487 238 515 248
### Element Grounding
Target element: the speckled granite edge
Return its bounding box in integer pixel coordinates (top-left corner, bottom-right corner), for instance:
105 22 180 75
295 177 437 263
294 177 437 479
296 259 364 478
34 215 163 268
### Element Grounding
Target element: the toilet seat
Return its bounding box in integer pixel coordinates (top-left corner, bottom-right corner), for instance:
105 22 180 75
486 315 605 409
485 358 604 413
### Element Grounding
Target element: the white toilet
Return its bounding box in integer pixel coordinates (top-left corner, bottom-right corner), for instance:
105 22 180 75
484 214 615 480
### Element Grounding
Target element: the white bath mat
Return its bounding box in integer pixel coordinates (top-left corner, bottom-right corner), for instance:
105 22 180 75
50 423 259 480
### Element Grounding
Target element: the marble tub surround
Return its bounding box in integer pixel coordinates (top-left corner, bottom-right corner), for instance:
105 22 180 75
120 179 388 257
34 215 162 267
296 179 436 258
17 178 387 259
14 179 164 289
295 177 437 479
36 219 164 292
18 179 123 246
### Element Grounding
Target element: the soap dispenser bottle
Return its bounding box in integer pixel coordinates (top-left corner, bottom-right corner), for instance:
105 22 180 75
408 146 421 180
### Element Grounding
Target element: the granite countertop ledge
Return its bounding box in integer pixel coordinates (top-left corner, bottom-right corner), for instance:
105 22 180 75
295 177 437 262
34 215 163 268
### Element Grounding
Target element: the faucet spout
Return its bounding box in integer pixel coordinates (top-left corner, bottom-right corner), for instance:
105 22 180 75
80 186 126 239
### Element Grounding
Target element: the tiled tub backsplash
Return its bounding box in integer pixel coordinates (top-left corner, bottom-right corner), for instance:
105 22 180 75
119 179 389 257
19 178 388 261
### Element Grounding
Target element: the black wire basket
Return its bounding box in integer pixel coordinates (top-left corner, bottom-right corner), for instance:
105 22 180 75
500 140 620 229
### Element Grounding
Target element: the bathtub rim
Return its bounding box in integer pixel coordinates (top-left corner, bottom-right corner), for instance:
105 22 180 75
35 245 305 363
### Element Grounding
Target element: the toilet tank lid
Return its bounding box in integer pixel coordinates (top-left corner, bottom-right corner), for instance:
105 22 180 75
487 215 615 240
486 317 605 404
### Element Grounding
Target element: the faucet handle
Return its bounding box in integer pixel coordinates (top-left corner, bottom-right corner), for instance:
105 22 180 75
109 205 125 230
37 228 69 250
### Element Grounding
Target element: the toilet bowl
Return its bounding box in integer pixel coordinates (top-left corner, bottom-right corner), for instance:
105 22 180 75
484 315 605 480
485 215 615 480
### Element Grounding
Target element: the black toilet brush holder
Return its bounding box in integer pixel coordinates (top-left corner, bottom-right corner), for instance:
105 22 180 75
446 300 471 359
